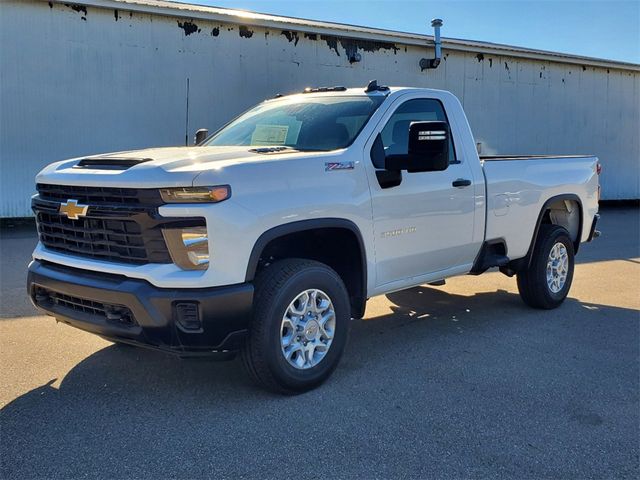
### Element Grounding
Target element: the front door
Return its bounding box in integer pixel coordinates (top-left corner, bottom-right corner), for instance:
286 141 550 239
366 96 478 289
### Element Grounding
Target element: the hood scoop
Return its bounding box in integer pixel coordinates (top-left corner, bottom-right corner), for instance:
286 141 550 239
73 157 153 170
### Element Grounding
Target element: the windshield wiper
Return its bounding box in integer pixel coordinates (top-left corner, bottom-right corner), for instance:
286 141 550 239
248 146 299 154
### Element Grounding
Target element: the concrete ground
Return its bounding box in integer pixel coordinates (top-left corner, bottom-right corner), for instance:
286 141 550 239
1 207 638 479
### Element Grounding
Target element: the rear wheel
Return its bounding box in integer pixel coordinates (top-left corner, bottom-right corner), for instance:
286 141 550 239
241 259 350 393
517 224 575 309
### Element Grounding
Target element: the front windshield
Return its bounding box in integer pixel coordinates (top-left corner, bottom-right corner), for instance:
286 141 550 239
203 95 384 151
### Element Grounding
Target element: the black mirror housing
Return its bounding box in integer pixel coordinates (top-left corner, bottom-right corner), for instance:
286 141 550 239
194 128 209 145
385 121 450 172
407 121 449 172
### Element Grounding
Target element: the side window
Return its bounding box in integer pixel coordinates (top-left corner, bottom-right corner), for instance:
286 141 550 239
380 99 457 163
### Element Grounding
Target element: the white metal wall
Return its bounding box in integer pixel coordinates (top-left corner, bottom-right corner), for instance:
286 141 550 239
1 0 638 217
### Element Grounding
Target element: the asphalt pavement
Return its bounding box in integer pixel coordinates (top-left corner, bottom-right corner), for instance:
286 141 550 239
1 207 638 479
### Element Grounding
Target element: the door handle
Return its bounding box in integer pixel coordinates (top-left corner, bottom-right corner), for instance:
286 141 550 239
452 178 472 188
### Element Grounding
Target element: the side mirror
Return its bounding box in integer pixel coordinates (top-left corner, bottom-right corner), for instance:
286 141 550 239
385 121 450 172
194 128 209 145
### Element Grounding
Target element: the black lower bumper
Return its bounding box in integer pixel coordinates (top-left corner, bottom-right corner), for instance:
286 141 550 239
27 260 253 357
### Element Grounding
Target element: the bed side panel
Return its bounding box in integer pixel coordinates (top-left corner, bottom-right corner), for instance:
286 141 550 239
483 157 599 259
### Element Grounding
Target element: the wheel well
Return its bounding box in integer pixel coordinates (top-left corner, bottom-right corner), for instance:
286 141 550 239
506 196 583 274
250 227 366 319
540 198 582 251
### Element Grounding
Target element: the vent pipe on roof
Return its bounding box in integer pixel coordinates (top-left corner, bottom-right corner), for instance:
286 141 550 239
420 18 443 70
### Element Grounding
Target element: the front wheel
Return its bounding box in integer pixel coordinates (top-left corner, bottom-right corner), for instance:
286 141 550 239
241 259 350 394
517 224 575 309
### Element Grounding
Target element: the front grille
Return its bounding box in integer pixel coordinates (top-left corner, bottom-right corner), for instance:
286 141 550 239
37 183 163 206
35 208 170 264
34 287 137 327
33 184 203 265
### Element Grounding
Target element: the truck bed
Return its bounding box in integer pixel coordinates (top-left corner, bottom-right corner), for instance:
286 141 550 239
482 155 599 261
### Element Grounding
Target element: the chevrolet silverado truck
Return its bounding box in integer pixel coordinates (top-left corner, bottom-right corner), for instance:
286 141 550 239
27 81 601 393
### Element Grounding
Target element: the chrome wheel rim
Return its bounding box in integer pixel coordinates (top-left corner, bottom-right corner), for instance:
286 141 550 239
546 242 569 293
280 289 336 370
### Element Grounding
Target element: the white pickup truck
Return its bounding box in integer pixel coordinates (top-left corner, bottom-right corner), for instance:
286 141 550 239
28 81 601 393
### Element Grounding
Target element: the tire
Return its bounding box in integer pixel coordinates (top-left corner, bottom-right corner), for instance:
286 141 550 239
241 259 350 394
517 224 575 309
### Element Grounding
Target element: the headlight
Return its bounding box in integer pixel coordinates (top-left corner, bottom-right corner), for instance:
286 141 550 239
160 186 231 203
162 226 209 270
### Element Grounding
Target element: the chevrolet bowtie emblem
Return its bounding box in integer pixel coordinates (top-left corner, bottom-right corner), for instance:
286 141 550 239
59 199 89 220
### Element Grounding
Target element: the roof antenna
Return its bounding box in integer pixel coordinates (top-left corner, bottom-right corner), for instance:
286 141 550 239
420 18 443 70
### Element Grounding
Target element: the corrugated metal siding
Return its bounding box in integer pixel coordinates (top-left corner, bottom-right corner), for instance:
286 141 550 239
1 0 638 217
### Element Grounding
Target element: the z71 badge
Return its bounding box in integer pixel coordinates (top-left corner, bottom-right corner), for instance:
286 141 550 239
325 161 354 171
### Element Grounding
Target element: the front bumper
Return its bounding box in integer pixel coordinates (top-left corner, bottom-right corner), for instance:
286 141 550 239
27 260 253 357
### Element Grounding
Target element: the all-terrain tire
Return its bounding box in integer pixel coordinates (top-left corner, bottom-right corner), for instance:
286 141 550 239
241 259 350 394
517 224 575 309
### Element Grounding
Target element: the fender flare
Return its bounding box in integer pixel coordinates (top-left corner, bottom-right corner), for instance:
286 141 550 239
515 194 584 270
245 218 368 297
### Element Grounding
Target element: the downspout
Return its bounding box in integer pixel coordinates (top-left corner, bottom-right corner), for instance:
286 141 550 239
420 18 444 70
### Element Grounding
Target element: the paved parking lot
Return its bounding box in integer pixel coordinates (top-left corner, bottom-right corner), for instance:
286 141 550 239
1 207 638 479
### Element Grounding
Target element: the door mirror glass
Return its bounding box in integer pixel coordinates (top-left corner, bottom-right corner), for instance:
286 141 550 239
384 121 450 172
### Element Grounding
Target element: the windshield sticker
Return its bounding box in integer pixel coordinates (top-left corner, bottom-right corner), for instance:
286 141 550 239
251 124 289 145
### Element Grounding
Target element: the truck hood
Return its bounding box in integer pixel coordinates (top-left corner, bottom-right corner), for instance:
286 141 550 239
36 146 316 188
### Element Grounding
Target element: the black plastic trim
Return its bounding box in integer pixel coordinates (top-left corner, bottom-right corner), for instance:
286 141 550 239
27 260 253 356
510 194 584 271
587 213 601 242
375 170 402 189
36 183 164 206
245 218 367 316
74 158 153 170
470 238 509 275
246 218 364 276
